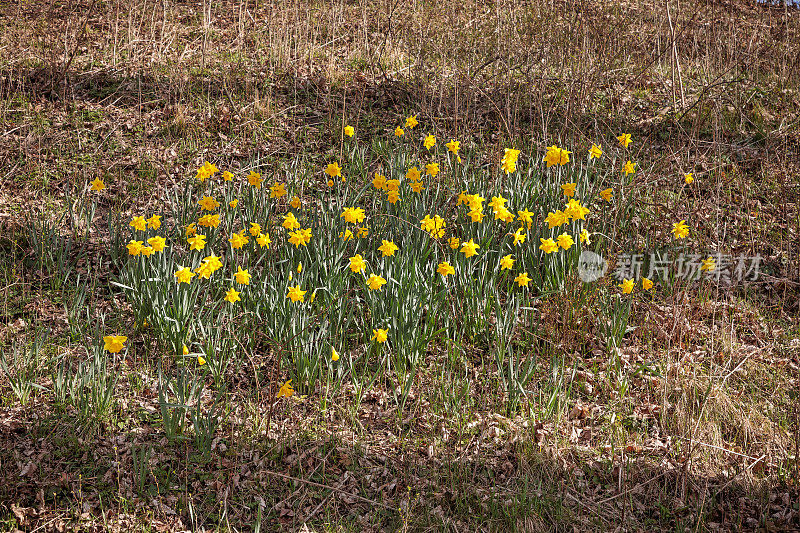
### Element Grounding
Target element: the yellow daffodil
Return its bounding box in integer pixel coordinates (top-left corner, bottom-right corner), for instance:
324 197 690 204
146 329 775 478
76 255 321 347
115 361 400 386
500 254 515 270
671 220 689 239
423 134 436 150
410 181 424 193
446 139 460 154
561 183 577 197
270 183 287 198
425 163 440 177
199 196 220 211
288 228 312 247
103 335 127 353
222 171 233 181
90 177 106 191
545 210 568 229
225 287 241 303
642 278 654 290
283 212 300 230
620 278 634 294
378 239 398 257
247 171 263 188
448 237 460 249
405 115 418 129
407 166 421 182
198 213 221 228
501 148 521 174
599 188 613 202
349 254 366 273
287 285 306 303
127 240 144 256
147 236 166 252
617 133 632 148
514 273 532 287
387 190 400 204
140 245 155 257
701 256 716 272
276 379 294 398
198 355 206 365
366 273 387 291
512 228 526 246
589 144 603 159
341 207 366 224
229 232 249 249
331 348 340 361
372 173 387 190
130 216 147 231
437 262 455 276
460 239 479 258
622 160 636 176
420 214 446 238
325 162 342 178
175 266 195 284
564 199 590 221
579 228 591 244
684 173 694 184
371 328 388 343
517 209 534 228
557 233 575 250
235 266 251 285
539 238 558 254
290 196 301 209
344 125 354 137
395 126 404 137
257 233 271 248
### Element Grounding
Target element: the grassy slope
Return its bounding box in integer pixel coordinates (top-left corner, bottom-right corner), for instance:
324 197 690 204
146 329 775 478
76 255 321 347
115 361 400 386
0 0 799 531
